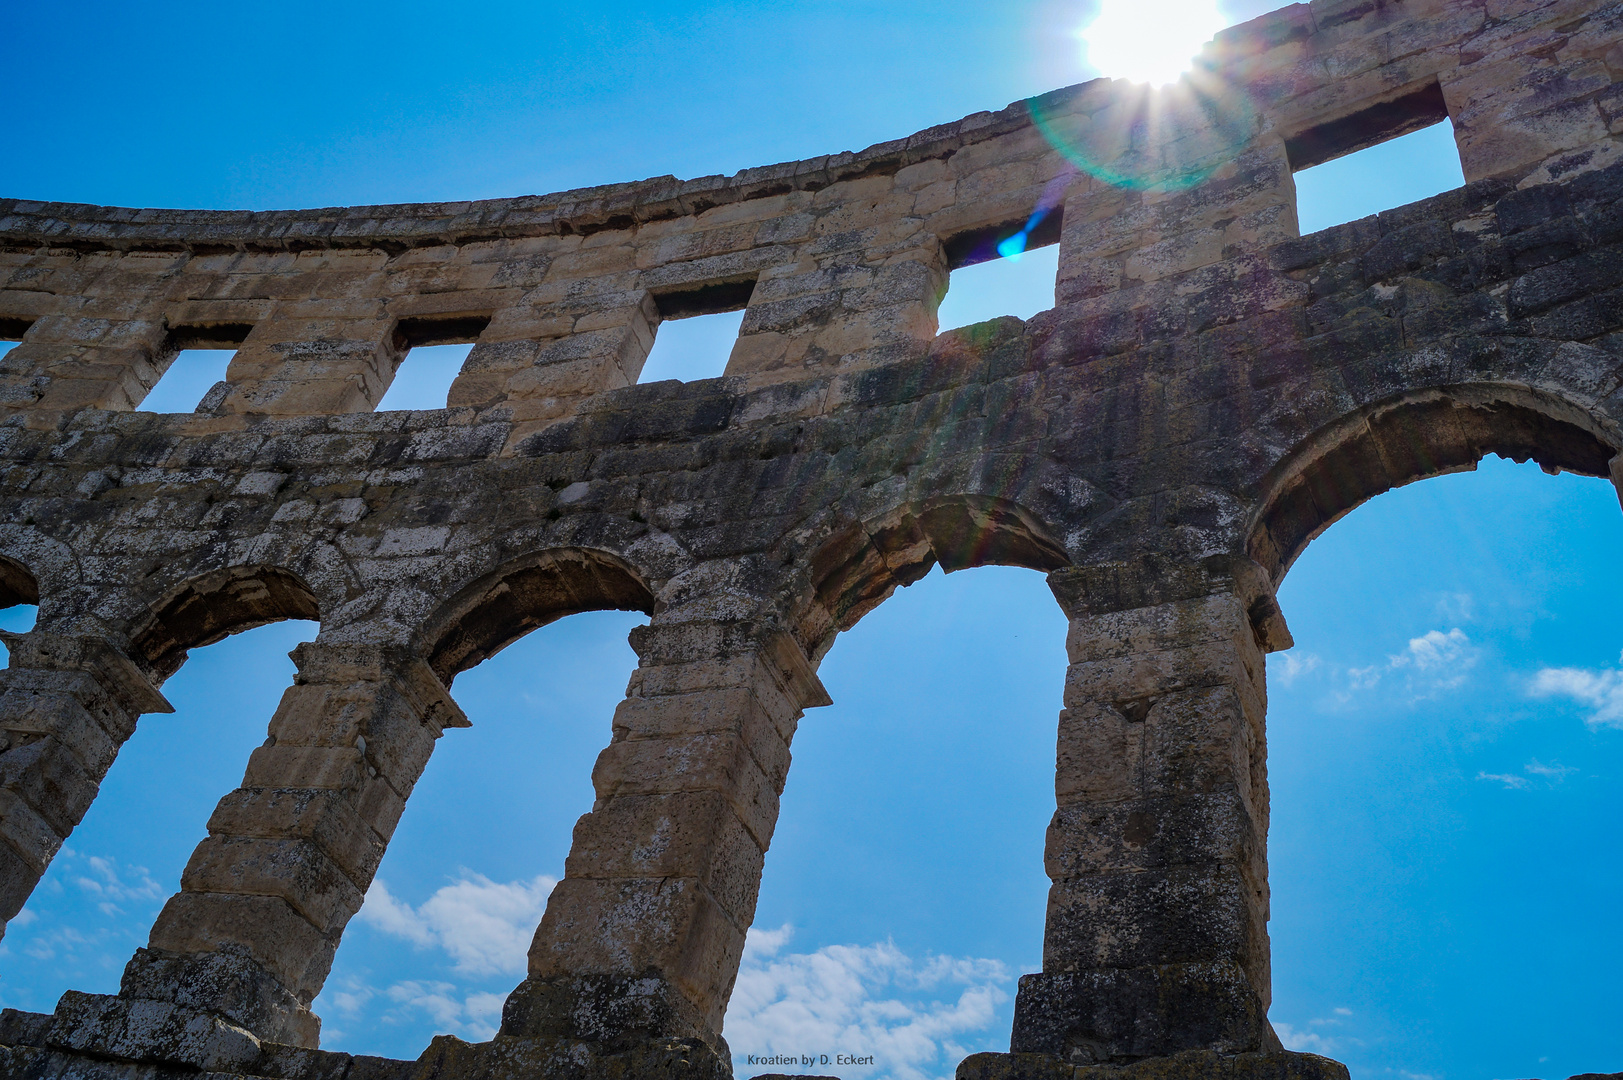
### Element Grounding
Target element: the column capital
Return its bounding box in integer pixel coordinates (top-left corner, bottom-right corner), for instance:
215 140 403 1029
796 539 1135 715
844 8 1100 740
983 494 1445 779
1046 555 1291 653
288 642 468 732
0 630 172 715
628 621 831 710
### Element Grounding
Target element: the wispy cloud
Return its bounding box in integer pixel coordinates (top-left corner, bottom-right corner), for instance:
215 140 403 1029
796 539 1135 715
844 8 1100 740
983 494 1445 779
723 925 1013 1080
357 873 554 976
1476 771 1531 790
1389 628 1476 691
1523 759 1578 779
320 976 508 1044
1477 758 1579 790
1530 653 1623 728
71 853 164 916
1271 652 1321 688
1434 591 1474 623
1325 628 1479 704
319 872 556 1047
0 850 163 977
1273 1006 1356 1056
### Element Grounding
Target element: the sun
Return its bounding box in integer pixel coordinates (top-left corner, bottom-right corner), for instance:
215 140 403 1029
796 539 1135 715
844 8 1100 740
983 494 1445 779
1077 0 1231 87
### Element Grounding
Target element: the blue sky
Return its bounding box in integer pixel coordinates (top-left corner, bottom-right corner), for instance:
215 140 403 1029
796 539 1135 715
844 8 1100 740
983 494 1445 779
2 2 1620 1079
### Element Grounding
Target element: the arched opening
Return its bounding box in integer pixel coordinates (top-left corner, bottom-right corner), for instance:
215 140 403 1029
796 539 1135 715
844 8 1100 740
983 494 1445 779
129 565 322 680
717 500 1070 1079
419 548 655 686
0 566 320 1014
1254 398 1623 1077
799 495 1070 658
1248 384 1617 583
313 549 655 1056
0 554 40 650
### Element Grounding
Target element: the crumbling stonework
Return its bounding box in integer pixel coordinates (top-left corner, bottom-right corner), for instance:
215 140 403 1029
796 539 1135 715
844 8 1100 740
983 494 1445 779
1 0 1621 1076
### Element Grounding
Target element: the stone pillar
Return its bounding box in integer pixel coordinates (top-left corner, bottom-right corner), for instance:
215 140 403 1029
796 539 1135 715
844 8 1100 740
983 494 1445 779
1443 13 1623 187
212 315 402 416
1010 556 1292 1065
0 314 174 413
110 643 467 1048
0 631 171 940
1056 137 1298 309
449 290 659 423
499 620 829 1064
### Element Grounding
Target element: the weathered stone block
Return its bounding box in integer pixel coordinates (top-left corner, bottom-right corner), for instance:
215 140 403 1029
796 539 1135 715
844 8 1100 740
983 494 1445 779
1011 963 1271 1063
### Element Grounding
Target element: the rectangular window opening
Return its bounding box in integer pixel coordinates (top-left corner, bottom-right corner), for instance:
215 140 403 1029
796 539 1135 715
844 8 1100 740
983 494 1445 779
639 279 756 384
938 214 1062 333
1287 81 1466 234
378 314 492 411
142 323 253 413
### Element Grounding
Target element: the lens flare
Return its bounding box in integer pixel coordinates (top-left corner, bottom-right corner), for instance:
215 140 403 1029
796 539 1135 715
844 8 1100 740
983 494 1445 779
1028 2 1260 195
1078 0 1229 87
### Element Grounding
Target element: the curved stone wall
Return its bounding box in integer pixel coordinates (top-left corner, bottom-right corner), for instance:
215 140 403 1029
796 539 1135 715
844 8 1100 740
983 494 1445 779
1 0 1621 1076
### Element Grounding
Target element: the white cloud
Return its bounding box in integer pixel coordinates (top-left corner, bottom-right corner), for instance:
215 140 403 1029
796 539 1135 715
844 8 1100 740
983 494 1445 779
386 981 507 1039
1346 665 1382 692
723 926 1013 1080
1530 660 1623 728
1523 759 1578 780
1273 1007 1357 1056
1390 628 1476 690
1270 652 1320 688
1434 591 1474 622
320 977 508 1043
1476 771 1531 790
67 853 163 912
1273 1022 1338 1054
1477 759 1579 790
1324 628 1478 705
357 873 555 976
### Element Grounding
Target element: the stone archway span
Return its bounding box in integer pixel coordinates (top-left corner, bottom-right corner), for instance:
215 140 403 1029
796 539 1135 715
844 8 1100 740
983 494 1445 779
1246 382 1620 583
416 547 657 685
0 526 79 619
127 565 323 682
0 555 37 611
793 493 1071 660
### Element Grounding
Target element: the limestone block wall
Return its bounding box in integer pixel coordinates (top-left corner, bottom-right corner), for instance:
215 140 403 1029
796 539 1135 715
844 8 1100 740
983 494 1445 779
0 0 1621 1077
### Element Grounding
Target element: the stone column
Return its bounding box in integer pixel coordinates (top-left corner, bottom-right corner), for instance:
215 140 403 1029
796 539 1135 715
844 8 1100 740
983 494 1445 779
1442 13 1623 187
499 620 829 1065
1010 556 1292 1065
0 630 171 940
0 314 174 413
1056 137 1298 310
107 642 466 1048
212 315 402 416
450 290 660 423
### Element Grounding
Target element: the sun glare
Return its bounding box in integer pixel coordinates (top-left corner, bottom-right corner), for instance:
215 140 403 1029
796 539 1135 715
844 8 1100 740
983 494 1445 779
1078 0 1231 86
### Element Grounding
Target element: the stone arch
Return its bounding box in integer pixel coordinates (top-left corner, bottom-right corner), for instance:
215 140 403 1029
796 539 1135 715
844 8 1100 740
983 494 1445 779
418 547 657 685
128 565 322 681
797 493 1070 659
0 555 38 610
0 526 81 623
1247 383 1620 582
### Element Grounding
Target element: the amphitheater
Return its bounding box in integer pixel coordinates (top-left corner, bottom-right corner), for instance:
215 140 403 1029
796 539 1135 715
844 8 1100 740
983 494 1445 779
0 0 1620 1076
